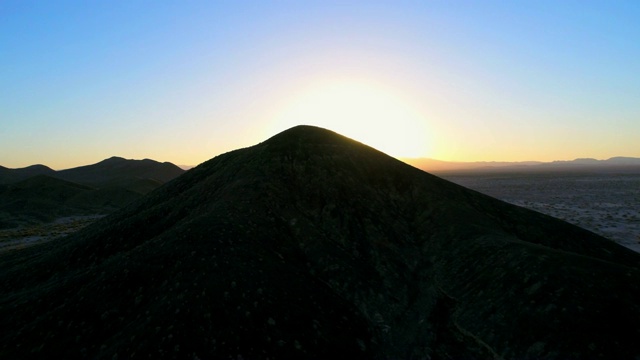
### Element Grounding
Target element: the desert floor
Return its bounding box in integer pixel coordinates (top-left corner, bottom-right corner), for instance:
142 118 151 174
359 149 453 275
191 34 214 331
440 171 640 253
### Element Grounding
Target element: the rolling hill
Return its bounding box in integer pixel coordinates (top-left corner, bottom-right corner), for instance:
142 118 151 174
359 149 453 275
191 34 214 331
0 175 141 229
0 158 185 229
1 126 639 358
0 156 185 190
0 164 55 184
56 156 185 188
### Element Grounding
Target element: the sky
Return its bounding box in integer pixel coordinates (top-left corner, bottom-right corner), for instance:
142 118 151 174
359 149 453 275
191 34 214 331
2 1 639 169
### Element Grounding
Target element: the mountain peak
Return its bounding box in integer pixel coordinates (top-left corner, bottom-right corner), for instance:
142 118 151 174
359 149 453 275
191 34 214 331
261 125 385 162
104 156 127 162
265 125 351 147
271 124 333 136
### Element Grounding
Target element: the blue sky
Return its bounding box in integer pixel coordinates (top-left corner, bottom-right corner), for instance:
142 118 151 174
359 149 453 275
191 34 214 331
2 1 639 168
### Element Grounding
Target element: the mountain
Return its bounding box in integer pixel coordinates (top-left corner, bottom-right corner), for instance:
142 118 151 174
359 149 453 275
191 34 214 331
403 156 640 173
0 158 185 230
605 156 640 165
56 156 185 189
0 157 185 191
547 156 640 167
0 175 142 229
2 126 640 358
0 158 185 229
0 164 55 184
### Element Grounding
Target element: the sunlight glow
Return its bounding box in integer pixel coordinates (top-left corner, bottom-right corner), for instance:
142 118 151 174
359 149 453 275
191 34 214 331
269 80 432 158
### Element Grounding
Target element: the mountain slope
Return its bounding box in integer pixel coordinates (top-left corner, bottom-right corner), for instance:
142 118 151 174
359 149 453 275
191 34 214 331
0 175 142 228
0 158 185 229
1 126 639 359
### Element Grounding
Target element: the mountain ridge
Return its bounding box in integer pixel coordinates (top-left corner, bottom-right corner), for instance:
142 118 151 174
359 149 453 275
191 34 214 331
0 156 185 185
0 164 56 183
403 156 640 172
0 157 186 229
56 156 185 187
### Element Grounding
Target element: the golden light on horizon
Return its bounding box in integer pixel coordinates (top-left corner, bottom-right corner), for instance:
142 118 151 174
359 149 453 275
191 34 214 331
268 80 432 159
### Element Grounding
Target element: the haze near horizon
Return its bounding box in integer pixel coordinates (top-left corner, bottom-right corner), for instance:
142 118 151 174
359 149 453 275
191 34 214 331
2 1 639 169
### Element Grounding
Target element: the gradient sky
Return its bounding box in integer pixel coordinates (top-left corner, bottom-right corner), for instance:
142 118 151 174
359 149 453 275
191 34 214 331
2 1 639 169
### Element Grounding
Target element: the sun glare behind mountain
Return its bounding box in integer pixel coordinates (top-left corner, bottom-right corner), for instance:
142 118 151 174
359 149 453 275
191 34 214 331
269 80 431 159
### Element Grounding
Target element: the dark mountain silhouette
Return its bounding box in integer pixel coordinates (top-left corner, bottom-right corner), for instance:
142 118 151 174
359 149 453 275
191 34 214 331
56 156 185 188
0 156 185 191
0 158 185 229
2 126 640 358
0 164 55 184
0 175 142 228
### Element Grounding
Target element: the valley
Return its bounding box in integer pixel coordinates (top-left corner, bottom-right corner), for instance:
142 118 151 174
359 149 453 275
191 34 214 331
0 215 104 253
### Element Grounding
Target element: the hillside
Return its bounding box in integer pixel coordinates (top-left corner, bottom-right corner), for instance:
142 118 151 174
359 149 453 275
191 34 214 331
0 158 185 230
1 126 639 358
0 157 185 192
0 175 141 229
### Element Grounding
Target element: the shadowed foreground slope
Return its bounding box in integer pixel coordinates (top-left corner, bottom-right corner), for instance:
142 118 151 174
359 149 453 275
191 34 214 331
1 126 640 359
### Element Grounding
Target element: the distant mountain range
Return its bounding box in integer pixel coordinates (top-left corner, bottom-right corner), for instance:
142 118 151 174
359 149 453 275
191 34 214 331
0 164 56 184
402 156 640 172
2 126 639 358
0 156 185 186
0 157 185 228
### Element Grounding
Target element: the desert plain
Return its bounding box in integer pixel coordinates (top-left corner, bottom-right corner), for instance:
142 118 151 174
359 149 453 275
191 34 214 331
439 170 640 252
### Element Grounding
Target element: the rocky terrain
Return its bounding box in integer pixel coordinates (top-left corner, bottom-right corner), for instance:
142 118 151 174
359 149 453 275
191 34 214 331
1 126 639 359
